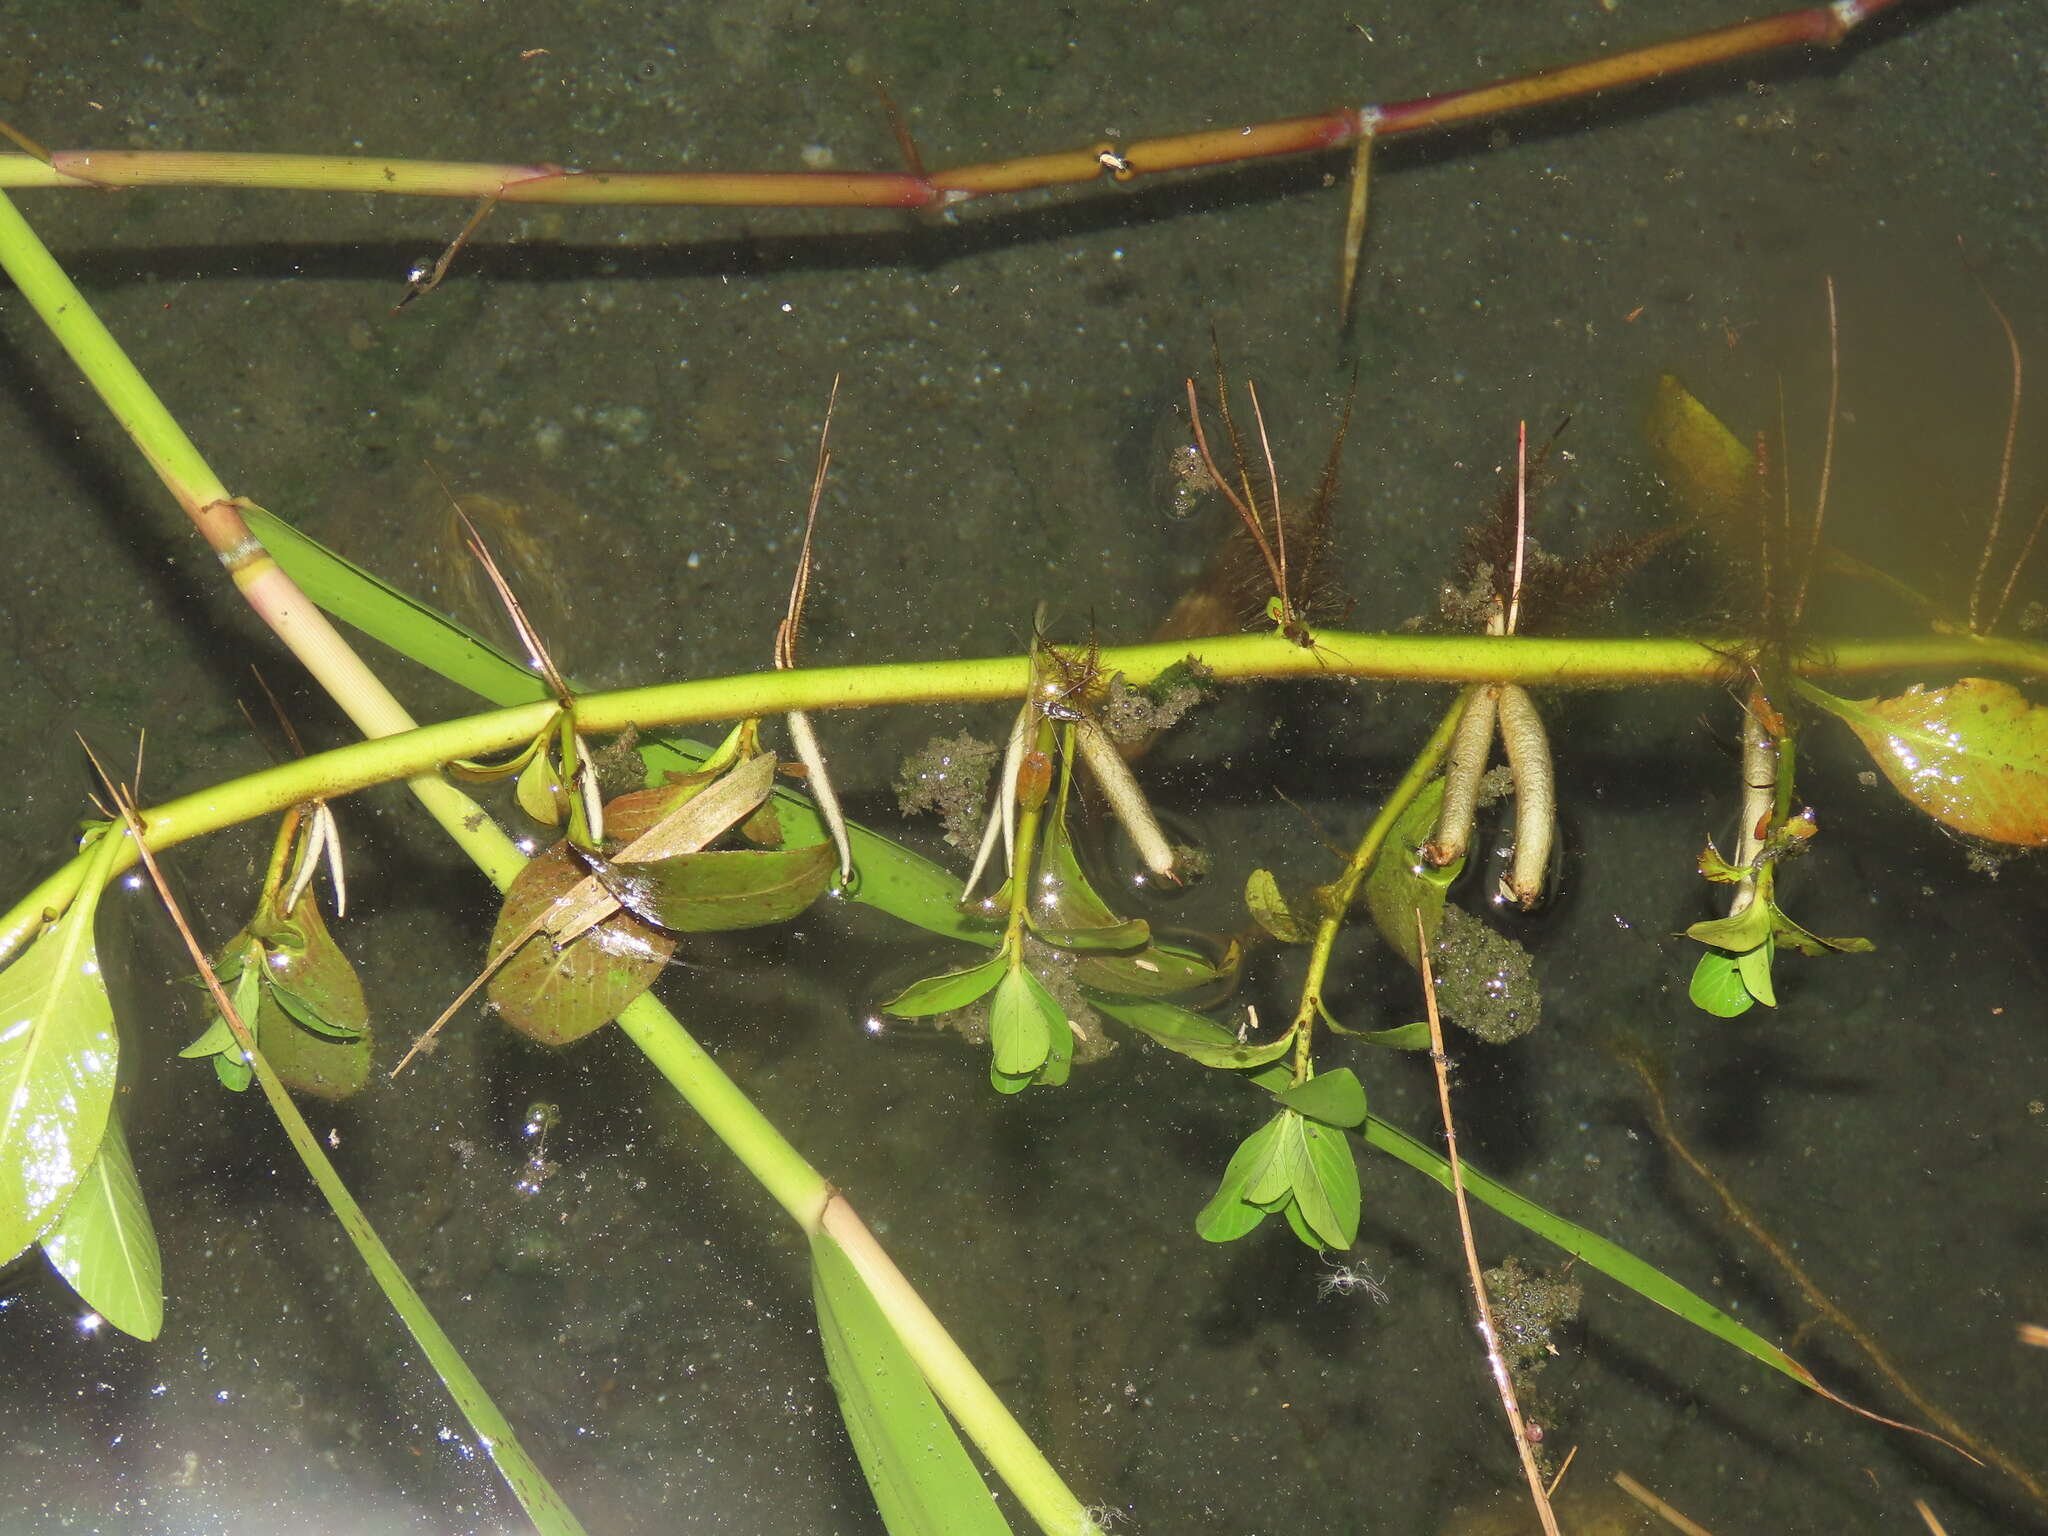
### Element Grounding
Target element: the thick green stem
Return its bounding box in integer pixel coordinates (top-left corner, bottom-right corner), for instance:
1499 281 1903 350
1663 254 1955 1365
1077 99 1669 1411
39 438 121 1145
7 623 2045 965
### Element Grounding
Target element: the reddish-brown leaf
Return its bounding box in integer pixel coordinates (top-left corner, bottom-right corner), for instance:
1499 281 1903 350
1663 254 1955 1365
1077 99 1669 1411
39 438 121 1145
488 842 676 1046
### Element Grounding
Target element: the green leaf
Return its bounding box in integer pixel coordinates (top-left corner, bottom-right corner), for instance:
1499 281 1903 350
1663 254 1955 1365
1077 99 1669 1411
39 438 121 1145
810 1232 1012 1536
1275 1068 1368 1130
583 840 834 933
1195 1114 1285 1243
39 1109 161 1340
212 1051 255 1093
1280 1198 1321 1249
641 739 998 950
221 961 266 1092
1684 897 1772 953
516 744 568 827
1034 778 1145 941
259 987 373 1100
1644 373 1754 527
1245 868 1313 944
1291 1118 1361 1251
988 966 1059 1082
1088 995 1295 1070
1688 950 1756 1018
1071 937 1235 998
266 980 365 1039
1036 993 1074 1089
1734 932 1777 1008
1026 918 1150 953
258 897 369 1040
488 843 677 1046
1364 777 1461 968
0 825 124 1263
1357 1022 1433 1050
242 501 550 709
882 952 1008 1018
179 1013 240 1062
1244 1112 1302 1208
1769 905 1874 957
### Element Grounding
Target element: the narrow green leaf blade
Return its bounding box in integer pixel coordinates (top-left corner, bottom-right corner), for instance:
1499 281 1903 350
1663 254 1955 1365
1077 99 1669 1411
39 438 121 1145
1088 995 1294 1070
40 1109 161 1340
1357 1022 1432 1050
1026 918 1150 953
0 829 123 1262
883 952 1007 1018
1361 1113 1819 1392
242 501 549 708
810 1232 1012 1536
1070 938 1234 998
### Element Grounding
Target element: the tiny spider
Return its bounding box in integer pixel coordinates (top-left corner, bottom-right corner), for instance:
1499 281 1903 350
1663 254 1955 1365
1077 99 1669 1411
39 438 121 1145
1316 1261 1389 1304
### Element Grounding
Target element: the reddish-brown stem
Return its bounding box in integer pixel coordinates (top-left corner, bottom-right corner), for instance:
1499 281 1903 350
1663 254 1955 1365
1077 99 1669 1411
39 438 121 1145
1371 2 1885 137
10 3 1906 212
1184 378 1287 608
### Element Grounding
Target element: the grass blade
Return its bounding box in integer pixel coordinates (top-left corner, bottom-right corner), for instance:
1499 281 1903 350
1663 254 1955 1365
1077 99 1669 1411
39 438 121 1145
1360 1112 1813 1388
811 1232 1012 1536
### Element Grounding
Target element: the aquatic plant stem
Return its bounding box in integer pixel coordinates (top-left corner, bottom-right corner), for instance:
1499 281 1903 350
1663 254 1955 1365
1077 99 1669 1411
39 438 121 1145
0 186 519 887
4 617 2045 969
0 3 1902 211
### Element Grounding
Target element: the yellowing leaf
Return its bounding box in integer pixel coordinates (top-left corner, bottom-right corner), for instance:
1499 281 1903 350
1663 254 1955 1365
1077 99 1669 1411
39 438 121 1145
1805 677 2048 846
1245 869 1313 944
1645 373 1753 527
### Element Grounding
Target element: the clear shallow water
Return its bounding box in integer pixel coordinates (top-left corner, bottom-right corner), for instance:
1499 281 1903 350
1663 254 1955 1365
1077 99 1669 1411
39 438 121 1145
1 0 2044 1531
